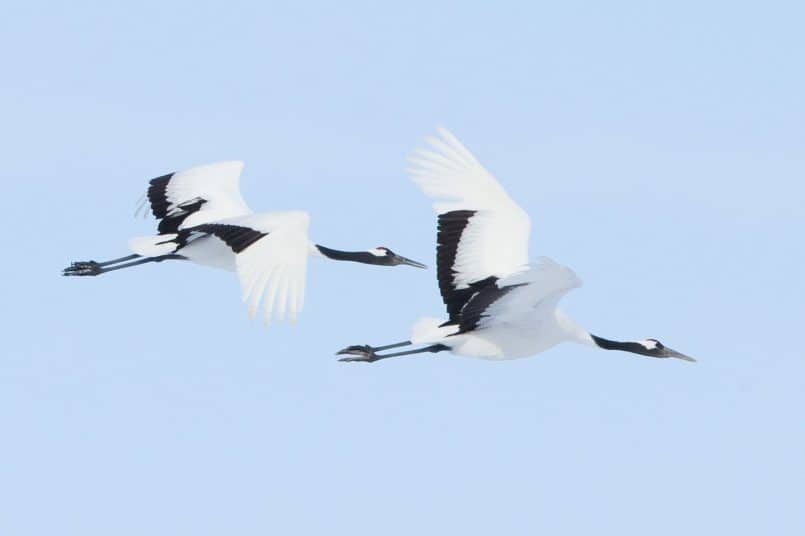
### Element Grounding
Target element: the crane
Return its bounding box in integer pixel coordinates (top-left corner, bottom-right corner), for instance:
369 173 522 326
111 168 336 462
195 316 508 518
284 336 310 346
63 161 425 324
337 128 694 362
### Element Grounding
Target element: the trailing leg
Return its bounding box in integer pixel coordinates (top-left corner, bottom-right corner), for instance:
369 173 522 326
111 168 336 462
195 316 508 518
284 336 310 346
336 341 449 363
62 254 185 276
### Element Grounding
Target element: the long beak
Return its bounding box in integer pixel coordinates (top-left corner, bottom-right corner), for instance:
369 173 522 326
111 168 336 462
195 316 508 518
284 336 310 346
662 347 697 363
395 255 427 269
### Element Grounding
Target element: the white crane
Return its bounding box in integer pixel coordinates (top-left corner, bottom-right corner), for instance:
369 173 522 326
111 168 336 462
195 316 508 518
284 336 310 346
337 128 695 363
63 161 425 324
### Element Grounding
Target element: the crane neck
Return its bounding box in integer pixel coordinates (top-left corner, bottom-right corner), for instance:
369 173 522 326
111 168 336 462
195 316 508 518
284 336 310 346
313 244 385 265
554 310 596 347
589 335 654 355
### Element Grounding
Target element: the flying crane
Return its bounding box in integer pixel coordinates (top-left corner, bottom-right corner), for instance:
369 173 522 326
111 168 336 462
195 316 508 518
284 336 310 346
64 161 425 324
337 128 694 362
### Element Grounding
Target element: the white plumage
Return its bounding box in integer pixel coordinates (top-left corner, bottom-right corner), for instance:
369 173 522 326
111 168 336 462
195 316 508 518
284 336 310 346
409 128 531 287
233 212 310 323
337 128 694 363
135 161 251 224
132 162 310 323
411 129 574 358
65 160 425 325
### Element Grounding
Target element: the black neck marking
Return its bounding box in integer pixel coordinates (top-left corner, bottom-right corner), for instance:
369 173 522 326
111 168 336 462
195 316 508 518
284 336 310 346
315 245 386 265
591 335 652 356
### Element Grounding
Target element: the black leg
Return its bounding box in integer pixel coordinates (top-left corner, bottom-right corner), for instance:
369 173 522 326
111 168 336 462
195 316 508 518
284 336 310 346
336 343 449 363
95 254 141 267
338 341 411 355
63 254 185 276
64 253 141 276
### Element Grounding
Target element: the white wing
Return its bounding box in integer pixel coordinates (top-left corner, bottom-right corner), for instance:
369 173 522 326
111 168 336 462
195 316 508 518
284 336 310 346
408 127 532 320
460 257 581 332
136 161 252 233
193 211 311 324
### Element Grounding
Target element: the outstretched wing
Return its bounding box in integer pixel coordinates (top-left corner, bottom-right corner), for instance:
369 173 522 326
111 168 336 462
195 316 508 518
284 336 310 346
136 161 252 234
190 211 311 324
408 127 532 322
458 257 582 333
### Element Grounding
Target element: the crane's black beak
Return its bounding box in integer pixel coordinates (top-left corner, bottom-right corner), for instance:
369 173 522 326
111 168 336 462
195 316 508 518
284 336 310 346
393 254 427 269
659 346 696 363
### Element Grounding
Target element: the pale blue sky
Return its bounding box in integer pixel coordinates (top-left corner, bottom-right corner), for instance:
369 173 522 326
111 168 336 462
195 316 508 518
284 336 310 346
1 1 803 534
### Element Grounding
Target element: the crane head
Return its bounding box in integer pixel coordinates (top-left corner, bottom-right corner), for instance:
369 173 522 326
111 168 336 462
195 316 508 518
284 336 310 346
634 338 696 362
368 247 427 268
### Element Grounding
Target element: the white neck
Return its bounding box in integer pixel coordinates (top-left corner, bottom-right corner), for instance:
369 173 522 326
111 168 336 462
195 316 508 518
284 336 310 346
308 242 325 258
554 310 596 347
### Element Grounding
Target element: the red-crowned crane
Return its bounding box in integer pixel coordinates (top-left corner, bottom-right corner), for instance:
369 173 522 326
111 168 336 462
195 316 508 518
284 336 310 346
64 161 425 324
337 128 694 363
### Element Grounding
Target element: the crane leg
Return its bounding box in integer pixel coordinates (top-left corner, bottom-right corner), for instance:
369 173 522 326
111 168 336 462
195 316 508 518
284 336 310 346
63 254 186 276
336 342 449 363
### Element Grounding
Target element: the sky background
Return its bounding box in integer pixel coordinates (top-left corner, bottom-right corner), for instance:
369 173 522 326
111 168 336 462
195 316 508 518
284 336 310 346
1 1 803 534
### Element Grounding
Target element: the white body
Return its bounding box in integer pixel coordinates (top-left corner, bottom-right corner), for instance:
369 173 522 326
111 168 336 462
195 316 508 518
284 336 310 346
176 234 238 271
408 128 594 360
413 313 595 360
410 263 595 360
130 161 319 324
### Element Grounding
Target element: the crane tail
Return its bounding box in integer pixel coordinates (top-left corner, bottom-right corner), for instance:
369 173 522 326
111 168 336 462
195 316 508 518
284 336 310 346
128 235 180 257
411 317 453 345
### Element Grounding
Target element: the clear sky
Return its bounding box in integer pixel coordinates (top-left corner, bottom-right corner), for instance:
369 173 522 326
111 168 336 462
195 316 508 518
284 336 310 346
2 1 803 534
